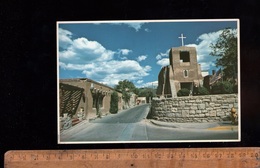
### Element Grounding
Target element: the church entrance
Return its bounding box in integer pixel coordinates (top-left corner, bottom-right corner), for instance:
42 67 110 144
180 82 193 90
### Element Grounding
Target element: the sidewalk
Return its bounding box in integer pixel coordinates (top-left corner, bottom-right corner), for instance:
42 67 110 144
60 119 91 135
149 120 238 131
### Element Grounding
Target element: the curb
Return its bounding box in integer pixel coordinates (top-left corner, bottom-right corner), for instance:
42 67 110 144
150 120 179 128
207 125 238 131
149 120 233 130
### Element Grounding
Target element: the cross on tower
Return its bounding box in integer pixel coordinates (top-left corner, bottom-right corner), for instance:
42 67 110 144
178 33 186 46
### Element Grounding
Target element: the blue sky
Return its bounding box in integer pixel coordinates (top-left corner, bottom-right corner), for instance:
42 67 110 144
58 20 238 88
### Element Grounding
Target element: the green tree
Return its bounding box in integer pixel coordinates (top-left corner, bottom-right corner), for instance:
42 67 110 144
109 91 119 114
115 80 137 106
115 80 137 93
138 87 156 103
210 28 238 82
211 81 234 94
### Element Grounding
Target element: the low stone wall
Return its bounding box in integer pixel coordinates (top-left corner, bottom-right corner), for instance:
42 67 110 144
149 94 238 123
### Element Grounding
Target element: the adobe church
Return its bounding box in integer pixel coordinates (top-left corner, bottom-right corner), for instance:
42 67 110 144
157 34 203 98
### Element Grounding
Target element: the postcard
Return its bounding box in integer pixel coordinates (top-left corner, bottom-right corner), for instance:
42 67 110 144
57 19 240 144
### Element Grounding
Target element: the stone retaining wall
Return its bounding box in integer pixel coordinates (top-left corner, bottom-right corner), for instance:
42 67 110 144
149 94 238 123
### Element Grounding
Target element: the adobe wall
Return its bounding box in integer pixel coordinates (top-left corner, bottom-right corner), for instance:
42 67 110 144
60 79 124 120
149 94 238 123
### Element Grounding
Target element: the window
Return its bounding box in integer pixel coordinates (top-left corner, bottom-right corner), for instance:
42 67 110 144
183 70 189 78
180 51 190 62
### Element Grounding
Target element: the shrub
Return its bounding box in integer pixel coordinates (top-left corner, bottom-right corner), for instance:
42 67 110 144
109 91 119 114
211 81 233 94
177 88 190 96
233 84 238 93
198 86 209 95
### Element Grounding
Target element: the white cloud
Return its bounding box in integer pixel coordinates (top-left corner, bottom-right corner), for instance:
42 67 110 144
137 55 147 62
156 55 161 60
156 51 169 60
116 49 132 60
125 22 145 31
156 58 169 67
198 62 211 71
110 22 146 31
58 28 73 49
137 80 143 84
119 49 132 55
60 59 152 86
59 62 95 71
144 28 151 32
155 49 170 67
144 65 152 71
59 32 115 64
58 28 152 86
137 81 158 88
93 61 151 86
59 50 76 60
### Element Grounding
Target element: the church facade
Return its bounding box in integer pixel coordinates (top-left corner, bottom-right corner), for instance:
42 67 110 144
157 46 203 98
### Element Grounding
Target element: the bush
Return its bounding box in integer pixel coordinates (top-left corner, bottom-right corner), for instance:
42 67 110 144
177 88 190 96
109 91 119 114
198 86 209 95
233 84 238 93
211 81 233 94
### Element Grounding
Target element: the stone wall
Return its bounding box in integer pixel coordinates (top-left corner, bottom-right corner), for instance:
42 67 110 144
149 94 238 123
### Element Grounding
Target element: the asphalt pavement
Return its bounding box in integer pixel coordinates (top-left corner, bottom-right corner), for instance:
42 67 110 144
59 104 238 142
61 116 238 136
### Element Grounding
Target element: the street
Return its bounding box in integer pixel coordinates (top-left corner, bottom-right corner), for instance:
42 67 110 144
60 104 239 143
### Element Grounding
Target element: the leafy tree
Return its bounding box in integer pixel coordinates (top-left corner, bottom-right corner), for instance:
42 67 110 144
210 28 238 82
114 80 137 105
211 81 233 94
109 91 119 114
115 80 137 93
138 87 156 103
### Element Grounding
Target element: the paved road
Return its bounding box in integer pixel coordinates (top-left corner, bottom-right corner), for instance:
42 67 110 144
60 104 238 143
91 104 149 124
